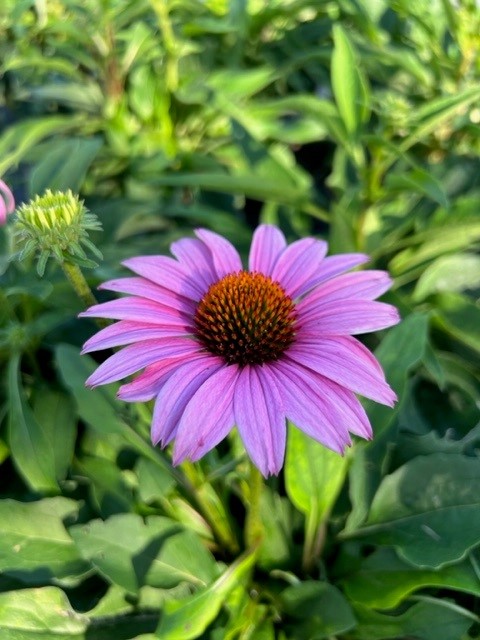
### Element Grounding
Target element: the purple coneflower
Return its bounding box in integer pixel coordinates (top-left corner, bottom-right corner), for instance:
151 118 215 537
0 179 15 225
81 226 400 476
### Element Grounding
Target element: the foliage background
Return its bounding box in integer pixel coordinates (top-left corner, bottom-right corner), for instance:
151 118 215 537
1 0 480 638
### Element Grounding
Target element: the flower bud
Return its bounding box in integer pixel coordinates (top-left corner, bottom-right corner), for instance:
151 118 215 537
13 189 102 276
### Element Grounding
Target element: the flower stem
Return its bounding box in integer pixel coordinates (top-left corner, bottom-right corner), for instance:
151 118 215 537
245 462 264 549
302 508 327 573
61 261 98 308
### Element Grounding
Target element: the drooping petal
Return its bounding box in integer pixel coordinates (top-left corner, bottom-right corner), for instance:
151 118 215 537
248 224 287 274
170 237 218 290
271 238 328 299
99 277 195 312
122 255 204 300
287 335 397 406
151 354 225 446
299 270 393 310
234 365 286 476
301 300 400 335
85 339 200 387
172 365 239 463
79 298 192 326
194 228 242 278
81 320 191 353
271 360 352 453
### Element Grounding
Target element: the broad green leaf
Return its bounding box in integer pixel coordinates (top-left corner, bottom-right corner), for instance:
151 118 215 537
353 598 476 640
352 453 480 568
75 456 135 517
331 25 370 138
286 426 349 521
0 587 88 639
0 498 87 584
7 354 58 492
343 548 480 609
155 549 256 639
29 137 102 196
258 488 294 570
70 514 218 594
414 253 480 300
32 390 76 483
281 581 356 639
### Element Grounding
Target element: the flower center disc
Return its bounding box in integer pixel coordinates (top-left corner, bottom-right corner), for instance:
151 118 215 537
194 271 297 366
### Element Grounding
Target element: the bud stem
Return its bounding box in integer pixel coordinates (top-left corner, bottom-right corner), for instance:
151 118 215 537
61 262 107 328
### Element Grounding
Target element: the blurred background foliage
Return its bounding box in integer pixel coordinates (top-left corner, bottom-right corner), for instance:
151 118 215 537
0 0 480 639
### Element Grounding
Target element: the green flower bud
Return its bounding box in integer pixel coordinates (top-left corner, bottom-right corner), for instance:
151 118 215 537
13 190 102 276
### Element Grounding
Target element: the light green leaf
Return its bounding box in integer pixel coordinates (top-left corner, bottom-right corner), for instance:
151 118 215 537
434 293 480 355
385 168 449 208
0 497 87 584
155 549 256 639
414 253 480 300
0 587 88 639
286 426 349 521
352 453 480 568
331 25 370 138
70 514 218 594
7 354 58 492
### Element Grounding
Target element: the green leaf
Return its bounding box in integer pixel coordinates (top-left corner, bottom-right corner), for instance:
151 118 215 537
331 25 370 138
155 549 256 639
352 453 480 568
353 598 476 640
55 344 125 437
7 354 58 492
385 168 449 208
0 497 87 585
70 514 218 594
32 390 76 483
0 587 88 639
342 548 480 609
286 426 349 521
281 581 356 639
414 253 480 300
29 137 102 196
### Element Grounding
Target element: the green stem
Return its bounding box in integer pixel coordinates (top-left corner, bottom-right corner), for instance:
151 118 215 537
61 261 98 308
245 462 264 549
302 508 327 573
152 0 178 92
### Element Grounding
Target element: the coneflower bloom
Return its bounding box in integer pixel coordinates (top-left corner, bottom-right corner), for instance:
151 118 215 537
0 179 15 225
80 226 400 476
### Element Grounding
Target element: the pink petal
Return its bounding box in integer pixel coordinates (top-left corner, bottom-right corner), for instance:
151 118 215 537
172 365 239 463
301 300 400 335
271 360 353 452
248 224 287 274
118 356 193 402
304 253 370 292
170 237 219 290
234 365 286 476
85 339 200 387
79 298 192 326
299 270 393 310
0 180 14 225
151 354 225 446
287 335 396 406
194 228 242 278
270 238 328 299
123 255 204 300
81 320 191 353
99 277 195 313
